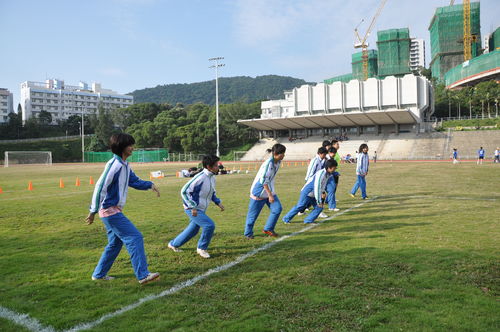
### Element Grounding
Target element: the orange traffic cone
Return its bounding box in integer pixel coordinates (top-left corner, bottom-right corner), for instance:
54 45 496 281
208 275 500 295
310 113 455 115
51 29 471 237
75 177 81 187
89 176 94 185
59 178 65 188
0 187 3 194
28 181 33 191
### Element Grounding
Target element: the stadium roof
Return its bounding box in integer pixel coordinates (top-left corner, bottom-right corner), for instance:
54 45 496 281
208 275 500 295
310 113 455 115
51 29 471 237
238 109 419 131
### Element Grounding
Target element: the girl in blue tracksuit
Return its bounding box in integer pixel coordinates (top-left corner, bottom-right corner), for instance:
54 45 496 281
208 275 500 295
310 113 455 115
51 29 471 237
244 143 286 238
168 155 224 259
283 159 338 224
350 143 369 199
86 133 161 285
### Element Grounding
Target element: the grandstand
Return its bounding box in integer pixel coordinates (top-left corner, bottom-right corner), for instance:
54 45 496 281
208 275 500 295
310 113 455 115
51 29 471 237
239 130 500 161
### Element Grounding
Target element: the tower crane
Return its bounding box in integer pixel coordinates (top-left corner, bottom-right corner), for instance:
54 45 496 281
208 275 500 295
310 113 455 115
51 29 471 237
354 0 388 81
450 0 473 61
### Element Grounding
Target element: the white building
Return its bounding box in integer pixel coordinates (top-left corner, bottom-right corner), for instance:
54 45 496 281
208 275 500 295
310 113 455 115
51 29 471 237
0 88 14 123
409 38 426 71
20 79 133 123
240 74 434 136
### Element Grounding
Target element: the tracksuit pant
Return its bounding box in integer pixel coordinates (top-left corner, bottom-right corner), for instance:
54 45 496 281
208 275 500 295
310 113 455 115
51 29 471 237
350 174 367 198
283 191 323 224
326 177 337 209
244 195 282 237
92 213 150 280
170 210 215 250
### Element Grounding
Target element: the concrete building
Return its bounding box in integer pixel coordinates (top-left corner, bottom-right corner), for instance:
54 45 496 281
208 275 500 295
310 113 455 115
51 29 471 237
20 79 133 123
410 38 426 71
239 74 434 137
0 88 14 123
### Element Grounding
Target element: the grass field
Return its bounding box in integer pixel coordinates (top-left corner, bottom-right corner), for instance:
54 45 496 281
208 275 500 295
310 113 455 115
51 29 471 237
0 160 499 331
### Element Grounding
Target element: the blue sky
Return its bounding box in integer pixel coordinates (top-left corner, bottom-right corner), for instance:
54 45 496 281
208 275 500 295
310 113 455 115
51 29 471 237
0 0 498 107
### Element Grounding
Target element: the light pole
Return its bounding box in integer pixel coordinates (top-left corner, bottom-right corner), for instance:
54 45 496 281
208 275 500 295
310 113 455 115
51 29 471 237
81 111 85 162
209 57 225 157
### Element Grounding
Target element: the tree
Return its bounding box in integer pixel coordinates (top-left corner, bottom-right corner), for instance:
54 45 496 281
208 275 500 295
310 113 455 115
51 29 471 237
38 110 52 124
91 104 116 151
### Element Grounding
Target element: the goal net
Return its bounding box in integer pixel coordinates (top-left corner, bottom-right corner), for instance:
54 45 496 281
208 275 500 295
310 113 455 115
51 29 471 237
4 151 53 167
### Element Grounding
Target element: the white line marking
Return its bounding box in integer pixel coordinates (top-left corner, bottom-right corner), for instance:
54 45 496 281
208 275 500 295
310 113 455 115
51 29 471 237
0 305 55 332
65 197 377 332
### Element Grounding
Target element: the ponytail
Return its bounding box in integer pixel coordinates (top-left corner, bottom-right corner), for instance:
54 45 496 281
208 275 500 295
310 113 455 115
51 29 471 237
267 143 286 155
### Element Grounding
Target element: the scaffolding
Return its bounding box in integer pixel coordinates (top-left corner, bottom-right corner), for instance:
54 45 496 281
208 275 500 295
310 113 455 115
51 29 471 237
377 28 411 77
324 73 354 84
444 49 500 88
428 2 481 81
489 27 500 52
351 50 378 81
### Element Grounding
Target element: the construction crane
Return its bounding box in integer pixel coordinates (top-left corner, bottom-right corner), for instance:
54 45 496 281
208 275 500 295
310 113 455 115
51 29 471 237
450 0 472 61
354 0 388 80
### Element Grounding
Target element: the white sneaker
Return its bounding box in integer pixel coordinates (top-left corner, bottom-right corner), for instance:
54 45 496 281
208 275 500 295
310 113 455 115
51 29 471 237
92 275 115 281
168 242 182 252
328 208 340 212
139 272 160 285
318 212 328 218
297 212 305 216
197 248 210 258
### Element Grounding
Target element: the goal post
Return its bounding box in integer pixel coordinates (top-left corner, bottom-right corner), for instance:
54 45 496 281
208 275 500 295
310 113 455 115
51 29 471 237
4 151 53 167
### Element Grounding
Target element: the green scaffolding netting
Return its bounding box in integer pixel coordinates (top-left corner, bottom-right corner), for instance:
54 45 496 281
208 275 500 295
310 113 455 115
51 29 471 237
324 73 353 84
489 27 500 52
351 50 378 80
84 149 169 163
444 49 500 87
377 28 411 77
429 2 481 81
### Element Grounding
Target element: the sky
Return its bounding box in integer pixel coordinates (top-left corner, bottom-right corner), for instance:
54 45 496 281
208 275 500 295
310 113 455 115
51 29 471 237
0 0 498 108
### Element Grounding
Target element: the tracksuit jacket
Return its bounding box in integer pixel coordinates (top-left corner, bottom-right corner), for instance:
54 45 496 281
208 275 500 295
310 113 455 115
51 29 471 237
250 156 281 199
90 154 152 213
305 155 325 181
181 168 221 212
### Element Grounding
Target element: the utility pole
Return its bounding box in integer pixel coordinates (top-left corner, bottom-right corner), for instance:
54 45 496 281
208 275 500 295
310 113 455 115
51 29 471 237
209 57 225 157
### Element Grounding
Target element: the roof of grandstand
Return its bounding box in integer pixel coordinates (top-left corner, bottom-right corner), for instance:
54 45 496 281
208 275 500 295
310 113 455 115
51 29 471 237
238 110 419 131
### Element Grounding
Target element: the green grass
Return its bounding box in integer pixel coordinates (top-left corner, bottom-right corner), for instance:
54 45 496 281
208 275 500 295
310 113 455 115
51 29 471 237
0 161 498 331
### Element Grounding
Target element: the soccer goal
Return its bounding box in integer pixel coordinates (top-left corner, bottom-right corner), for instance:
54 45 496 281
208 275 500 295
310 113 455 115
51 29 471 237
4 151 53 167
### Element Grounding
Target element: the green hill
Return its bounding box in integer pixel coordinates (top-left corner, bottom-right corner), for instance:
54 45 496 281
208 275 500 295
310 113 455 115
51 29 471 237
129 75 308 105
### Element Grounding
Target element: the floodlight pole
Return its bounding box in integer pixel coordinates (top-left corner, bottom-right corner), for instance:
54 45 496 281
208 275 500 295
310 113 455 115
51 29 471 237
81 111 85 163
209 57 225 157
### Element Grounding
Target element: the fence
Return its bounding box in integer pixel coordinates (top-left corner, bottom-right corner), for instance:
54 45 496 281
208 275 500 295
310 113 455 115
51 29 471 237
84 149 168 163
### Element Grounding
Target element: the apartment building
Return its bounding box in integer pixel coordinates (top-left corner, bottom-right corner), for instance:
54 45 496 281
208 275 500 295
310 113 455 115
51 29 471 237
409 38 426 71
20 79 133 123
0 88 14 123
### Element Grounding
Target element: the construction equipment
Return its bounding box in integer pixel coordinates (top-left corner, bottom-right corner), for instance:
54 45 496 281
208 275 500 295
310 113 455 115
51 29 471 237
354 0 388 80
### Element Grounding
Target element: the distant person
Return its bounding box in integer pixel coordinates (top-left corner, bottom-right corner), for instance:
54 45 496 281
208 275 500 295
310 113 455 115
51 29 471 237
244 143 286 239
477 147 485 165
495 147 500 163
452 148 459 164
283 159 338 224
168 155 225 258
373 151 377 163
350 144 370 199
86 133 160 285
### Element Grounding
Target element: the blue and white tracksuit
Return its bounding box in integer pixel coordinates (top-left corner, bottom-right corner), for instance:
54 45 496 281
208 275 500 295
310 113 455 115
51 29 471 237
90 154 154 281
244 157 282 237
283 169 331 224
350 152 369 198
170 168 221 250
305 155 325 181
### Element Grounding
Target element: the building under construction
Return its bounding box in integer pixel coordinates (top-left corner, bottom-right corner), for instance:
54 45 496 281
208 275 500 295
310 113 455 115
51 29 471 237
377 28 412 77
428 2 481 81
